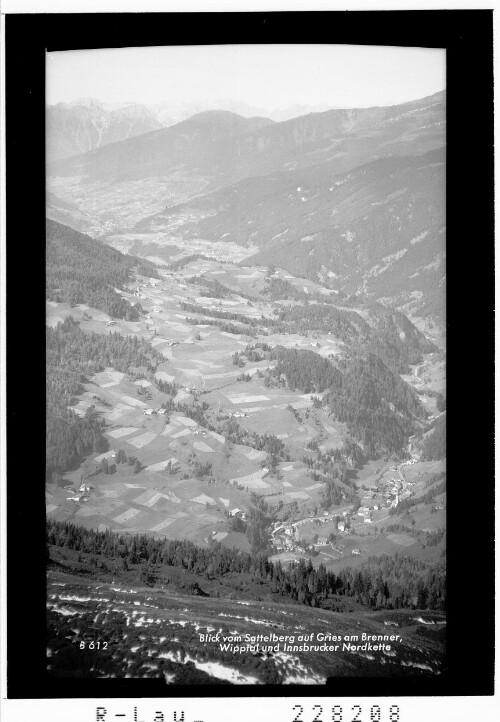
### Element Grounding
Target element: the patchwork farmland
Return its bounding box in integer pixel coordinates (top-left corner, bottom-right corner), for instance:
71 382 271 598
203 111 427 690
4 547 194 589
41 79 454 687
45 235 446 687
47 256 445 568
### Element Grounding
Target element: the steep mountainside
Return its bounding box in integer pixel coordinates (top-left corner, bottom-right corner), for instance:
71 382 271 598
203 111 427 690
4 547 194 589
46 192 96 233
152 100 333 126
46 219 158 317
142 149 445 320
46 97 334 162
48 110 275 180
46 92 445 323
48 92 444 185
47 98 163 160
419 414 446 460
46 520 446 683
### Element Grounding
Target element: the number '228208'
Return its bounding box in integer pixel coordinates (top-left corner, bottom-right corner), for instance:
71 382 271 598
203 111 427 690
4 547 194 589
292 705 400 722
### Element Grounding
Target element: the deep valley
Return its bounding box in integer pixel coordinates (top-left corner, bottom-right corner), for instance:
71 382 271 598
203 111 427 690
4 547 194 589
45 89 446 685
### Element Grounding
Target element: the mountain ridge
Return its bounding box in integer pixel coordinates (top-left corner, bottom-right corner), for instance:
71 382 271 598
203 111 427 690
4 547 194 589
47 98 164 161
136 148 445 320
47 90 446 323
48 91 445 186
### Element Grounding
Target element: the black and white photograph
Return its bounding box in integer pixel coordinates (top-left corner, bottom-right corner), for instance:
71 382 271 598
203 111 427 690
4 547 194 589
44 41 449 685
2 8 495 710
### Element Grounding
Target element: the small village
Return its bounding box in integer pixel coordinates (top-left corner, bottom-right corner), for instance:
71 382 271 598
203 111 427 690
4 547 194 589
270 451 421 562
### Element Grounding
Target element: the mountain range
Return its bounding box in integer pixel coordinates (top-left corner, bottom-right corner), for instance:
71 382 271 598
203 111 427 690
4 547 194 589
47 98 163 160
47 90 446 323
46 98 336 161
144 148 444 319
49 91 445 183
152 99 334 126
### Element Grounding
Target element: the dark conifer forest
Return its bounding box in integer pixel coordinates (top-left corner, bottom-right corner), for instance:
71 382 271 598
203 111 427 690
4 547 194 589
46 316 164 475
47 520 446 612
267 346 424 457
46 219 158 318
420 414 446 460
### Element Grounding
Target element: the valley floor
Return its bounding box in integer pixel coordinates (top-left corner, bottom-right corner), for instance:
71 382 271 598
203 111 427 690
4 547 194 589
46 253 446 683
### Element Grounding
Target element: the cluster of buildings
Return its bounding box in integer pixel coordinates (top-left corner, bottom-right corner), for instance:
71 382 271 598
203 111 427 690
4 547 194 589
66 480 92 504
162 339 179 347
269 455 425 562
361 459 418 513
271 523 300 553
228 508 248 521
271 520 334 555
271 503 379 556
193 428 208 436
378 476 413 509
132 281 159 301
357 505 374 523
144 407 168 416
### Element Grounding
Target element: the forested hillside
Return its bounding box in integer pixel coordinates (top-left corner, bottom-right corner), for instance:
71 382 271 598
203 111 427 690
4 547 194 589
267 304 435 373
270 346 342 392
46 317 163 476
268 346 423 457
47 99 163 161
178 298 434 374
329 353 424 457
144 147 445 322
364 305 437 366
47 520 446 611
46 219 158 318
420 414 446 460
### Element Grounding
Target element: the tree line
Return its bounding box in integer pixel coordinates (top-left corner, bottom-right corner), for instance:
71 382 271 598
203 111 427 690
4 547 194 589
179 293 432 375
46 219 158 319
46 316 164 475
421 414 446 460
46 520 446 611
265 345 423 457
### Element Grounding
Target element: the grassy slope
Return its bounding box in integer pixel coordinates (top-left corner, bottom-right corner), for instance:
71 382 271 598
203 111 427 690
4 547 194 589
47 547 445 683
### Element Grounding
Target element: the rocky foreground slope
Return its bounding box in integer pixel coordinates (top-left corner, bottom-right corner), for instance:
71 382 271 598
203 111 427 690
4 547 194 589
47 567 445 684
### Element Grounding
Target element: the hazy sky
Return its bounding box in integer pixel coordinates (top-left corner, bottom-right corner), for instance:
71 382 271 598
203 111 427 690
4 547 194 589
47 44 446 111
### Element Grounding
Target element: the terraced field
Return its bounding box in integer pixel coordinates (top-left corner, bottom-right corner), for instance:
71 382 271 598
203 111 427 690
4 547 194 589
46 253 446 684
46 260 366 541
47 258 446 552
